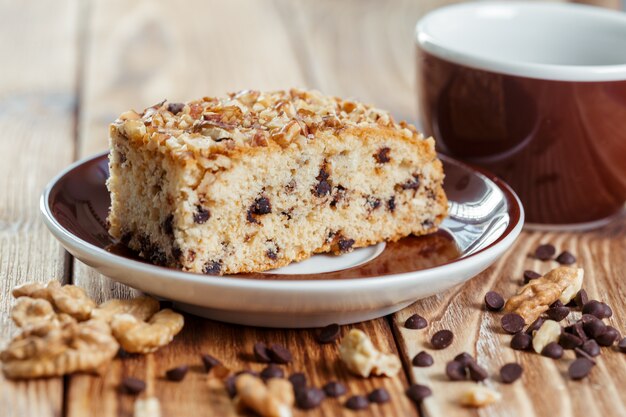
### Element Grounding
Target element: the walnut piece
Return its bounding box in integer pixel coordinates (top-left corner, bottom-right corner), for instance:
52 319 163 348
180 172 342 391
1 319 119 379
532 320 561 353
504 267 583 323
235 373 293 417
111 309 184 353
459 385 501 407
134 397 161 417
11 297 56 328
339 329 401 377
13 280 96 321
91 296 160 323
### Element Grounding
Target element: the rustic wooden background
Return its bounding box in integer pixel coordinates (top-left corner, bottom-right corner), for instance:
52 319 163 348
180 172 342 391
1 0 624 416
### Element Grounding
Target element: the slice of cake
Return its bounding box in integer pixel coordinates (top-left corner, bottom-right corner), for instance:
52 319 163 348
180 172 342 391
106 89 448 275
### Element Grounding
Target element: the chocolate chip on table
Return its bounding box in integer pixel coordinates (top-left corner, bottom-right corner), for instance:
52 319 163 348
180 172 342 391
201 353 221 372
289 373 307 392
165 365 189 381
167 102 185 114
323 381 347 398
368 388 391 404
253 342 272 363
534 243 556 260
500 363 523 384
431 329 454 349
406 384 432 404
559 332 583 349
551 300 564 308
511 332 532 351
296 387 326 409
260 364 284 380
526 317 545 335
523 270 542 284
120 377 146 395
565 322 588 342
546 306 570 322
412 351 434 367
569 357 594 380
583 300 612 319
193 205 211 224
445 360 467 381
580 339 601 357
618 337 626 353
574 289 589 308
345 395 369 410
555 251 576 265
484 291 505 311
317 323 341 344
596 326 620 347
225 375 237 398
404 314 428 330
501 313 525 334
467 361 488 382
574 347 597 364
268 343 292 364
541 342 564 359
453 352 473 367
583 318 606 339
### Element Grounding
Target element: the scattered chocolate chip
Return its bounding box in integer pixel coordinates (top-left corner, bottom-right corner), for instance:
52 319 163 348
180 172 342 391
162 214 174 235
534 243 556 260
526 317 545 335
431 329 454 349
289 373 307 392
412 351 434 367
337 238 355 253
323 381 347 398
580 339 601 357
387 196 396 212
596 326 619 346
582 300 606 319
541 342 564 359
581 313 598 324
317 323 341 344
501 313 525 334
453 352 473 367
250 196 272 215
368 388 390 404
314 168 332 197
445 360 467 381
601 303 613 319
345 395 369 410
404 314 428 330
546 306 570 321
618 337 626 353
484 291 505 311
551 300 564 308
269 343 292 364
559 332 583 349
120 377 146 395
374 147 391 163
225 375 237 398
555 251 576 265
201 354 221 372
583 318 606 339
574 347 596 364
406 384 432 403
167 102 185 114
574 289 589 308
296 387 326 409
260 364 284 380
193 206 211 224
165 365 189 381
569 358 594 380
467 361 488 381
500 363 523 384
566 322 589 342
511 332 532 351
253 342 272 363
523 270 542 284
203 260 222 275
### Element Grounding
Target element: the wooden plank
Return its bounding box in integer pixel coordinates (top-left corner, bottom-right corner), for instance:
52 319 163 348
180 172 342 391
0 0 78 416
392 225 626 417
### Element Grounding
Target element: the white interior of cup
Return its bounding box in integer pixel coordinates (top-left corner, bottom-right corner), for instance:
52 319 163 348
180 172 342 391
416 2 626 81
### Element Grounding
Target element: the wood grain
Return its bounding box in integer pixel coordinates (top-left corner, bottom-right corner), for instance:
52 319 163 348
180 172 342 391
0 0 78 416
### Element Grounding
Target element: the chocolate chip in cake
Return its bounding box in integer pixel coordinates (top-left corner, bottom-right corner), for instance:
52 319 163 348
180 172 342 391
399 174 420 190
201 353 221 372
289 373 307 392
165 365 189 381
253 342 271 363
523 269 542 284
596 326 619 346
534 243 556 260
541 342 564 359
317 323 341 344
501 313 525 334
556 250 576 265
511 332 532 351
296 387 326 409
167 102 185 114
484 291 505 311
404 314 428 329
120 377 146 395
467 361 488 382
345 395 369 410
546 306 570 322
559 332 583 349
260 364 284 380
366 196 381 210
268 343 292 364
313 167 332 197
500 363 523 384
203 260 222 275
445 360 466 381
323 381 346 398
250 196 272 215
387 196 396 212
431 329 454 349
374 147 391 163
330 185 347 207
368 388 390 404
412 351 434 367
406 384 432 403
337 238 355 253
266 249 278 260
193 206 211 224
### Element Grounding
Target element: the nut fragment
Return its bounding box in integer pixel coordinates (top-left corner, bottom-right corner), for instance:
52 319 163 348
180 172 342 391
134 397 161 417
532 320 562 354
235 373 293 417
91 296 160 323
11 297 56 328
111 309 184 353
459 385 501 408
13 281 96 321
339 329 401 377
504 267 583 323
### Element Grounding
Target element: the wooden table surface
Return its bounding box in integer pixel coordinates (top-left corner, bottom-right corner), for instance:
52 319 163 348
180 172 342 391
2 0 625 416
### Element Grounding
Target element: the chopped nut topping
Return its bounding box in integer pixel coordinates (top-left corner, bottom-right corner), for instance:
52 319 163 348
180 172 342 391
339 329 401 377
532 320 561 353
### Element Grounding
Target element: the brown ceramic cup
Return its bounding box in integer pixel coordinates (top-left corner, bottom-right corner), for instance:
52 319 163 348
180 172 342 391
416 2 626 228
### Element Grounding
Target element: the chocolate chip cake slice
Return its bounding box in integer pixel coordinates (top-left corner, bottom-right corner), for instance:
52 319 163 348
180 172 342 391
107 89 448 275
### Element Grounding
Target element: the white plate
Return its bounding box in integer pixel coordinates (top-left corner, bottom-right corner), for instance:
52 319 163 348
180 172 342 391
41 152 524 328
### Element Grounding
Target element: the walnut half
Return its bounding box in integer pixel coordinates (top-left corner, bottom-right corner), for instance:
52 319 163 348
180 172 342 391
339 329 401 377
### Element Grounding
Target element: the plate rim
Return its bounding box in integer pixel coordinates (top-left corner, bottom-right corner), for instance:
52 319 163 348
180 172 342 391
40 151 524 290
